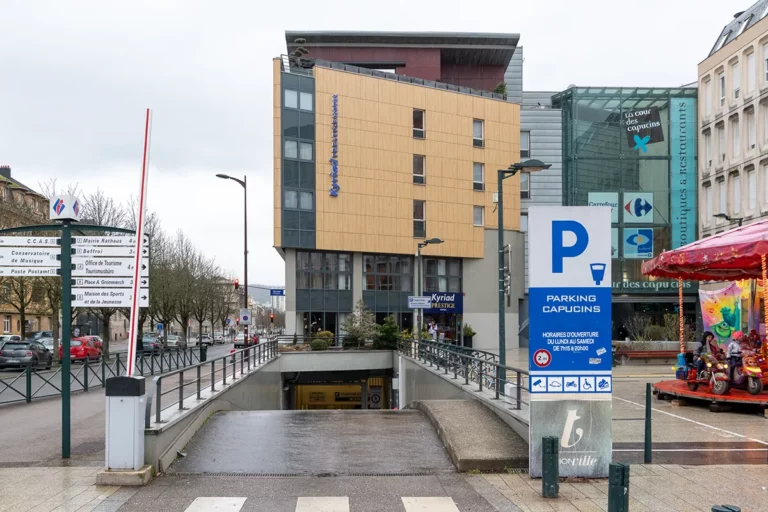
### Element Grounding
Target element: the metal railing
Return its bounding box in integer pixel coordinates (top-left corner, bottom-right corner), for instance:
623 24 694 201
145 340 278 427
397 338 529 410
0 347 206 406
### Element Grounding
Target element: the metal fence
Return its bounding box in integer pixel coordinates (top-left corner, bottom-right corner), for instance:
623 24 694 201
397 338 529 410
145 340 278 427
0 347 206 406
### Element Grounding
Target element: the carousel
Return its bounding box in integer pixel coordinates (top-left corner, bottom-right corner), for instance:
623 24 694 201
641 219 768 407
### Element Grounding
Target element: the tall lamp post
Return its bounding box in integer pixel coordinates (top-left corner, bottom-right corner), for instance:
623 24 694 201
417 238 444 343
216 174 249 338
713 213 743 227
497 159 550 381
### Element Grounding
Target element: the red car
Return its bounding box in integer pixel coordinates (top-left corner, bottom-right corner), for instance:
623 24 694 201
82 336 104 351
59 338 101 362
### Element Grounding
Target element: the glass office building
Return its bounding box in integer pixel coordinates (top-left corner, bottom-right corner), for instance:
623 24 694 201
552 87 699 335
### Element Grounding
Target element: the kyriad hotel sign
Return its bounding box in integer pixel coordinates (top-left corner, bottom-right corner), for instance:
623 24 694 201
527 206 612 478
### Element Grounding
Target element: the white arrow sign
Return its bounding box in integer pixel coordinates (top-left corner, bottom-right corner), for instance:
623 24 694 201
72 277 150 288
72 235 148 247
0 247 61 266
71 258 149 277
0 267 59 277
0 237 59 247
72 288 149 308
71 246 148 257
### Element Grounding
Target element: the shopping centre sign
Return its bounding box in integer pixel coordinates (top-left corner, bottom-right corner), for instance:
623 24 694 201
528 206 612 478
329 94 340 197
612 279 697 293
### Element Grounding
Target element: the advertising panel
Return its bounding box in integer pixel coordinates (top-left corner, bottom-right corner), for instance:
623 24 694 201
528 206 612 478
587 192 618 223
423 292 463 314
622 107 664 152
670 98 697 248
622 192 654 224
623 228 654 259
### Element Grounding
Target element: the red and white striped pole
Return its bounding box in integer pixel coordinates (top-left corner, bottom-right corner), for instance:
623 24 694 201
126 108 152 376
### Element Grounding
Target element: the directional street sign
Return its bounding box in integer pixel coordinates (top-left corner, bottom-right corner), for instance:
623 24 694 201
72 235 148 246
71 257 149 278
71 246 148 257
270 289 285 296
72 277 149 288
0 237 59 247
0 247 61 266
0 267 59 277
72 288 149 308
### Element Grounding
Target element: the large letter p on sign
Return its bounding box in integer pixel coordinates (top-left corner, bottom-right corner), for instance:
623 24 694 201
552 221 589 273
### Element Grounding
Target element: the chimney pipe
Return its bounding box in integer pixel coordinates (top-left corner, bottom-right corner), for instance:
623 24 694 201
0 165 10 179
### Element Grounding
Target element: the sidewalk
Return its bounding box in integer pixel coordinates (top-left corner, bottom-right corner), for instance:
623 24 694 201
468 464 768 512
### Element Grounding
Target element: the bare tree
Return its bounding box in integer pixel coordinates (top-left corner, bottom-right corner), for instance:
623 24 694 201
80 188 126 228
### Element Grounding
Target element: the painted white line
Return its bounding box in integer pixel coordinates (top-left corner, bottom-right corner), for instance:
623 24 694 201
613 448 768 452
402 497 460 512
613 395 768 446
295 497 349 512
184 497 247 512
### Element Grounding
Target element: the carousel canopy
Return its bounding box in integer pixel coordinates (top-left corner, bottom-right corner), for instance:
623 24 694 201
641 219 768 281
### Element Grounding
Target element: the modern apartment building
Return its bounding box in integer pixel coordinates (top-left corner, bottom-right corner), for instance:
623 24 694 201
698 1 768 236
274 32 527 351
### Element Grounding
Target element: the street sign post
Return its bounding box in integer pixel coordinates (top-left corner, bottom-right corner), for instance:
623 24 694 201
407 296 432 309
527 206 612 478
73 277 148 288
0 236 59 247
71 257 149 277
0 247 61 264
269 289 285 296
71 246 146 257
239 308 252 325
72 235 148 246
72 288 149 308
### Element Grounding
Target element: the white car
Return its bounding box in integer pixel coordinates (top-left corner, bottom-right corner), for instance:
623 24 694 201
201 334 214 346
164 335 186 350
213 333 223 344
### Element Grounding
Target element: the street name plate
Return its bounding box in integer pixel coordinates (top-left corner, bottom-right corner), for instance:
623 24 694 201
72 235 149 246
0 267 59 277
407 296 432 309
71 246 147 257
71 257 149 277
0 237 59 247
0 247 60 266
72 277 149 288
72 288 149 308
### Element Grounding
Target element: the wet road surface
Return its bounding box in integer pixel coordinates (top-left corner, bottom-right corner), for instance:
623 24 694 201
168 410 456 476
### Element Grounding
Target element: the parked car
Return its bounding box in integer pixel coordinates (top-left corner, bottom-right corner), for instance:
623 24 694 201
0 335 22 349
41 338 55 352
201 334 214 346
234 333 254 349
58 338 101 362
25 331 53 342
82 336 104 352
213 332 223 344
0 341 53 370
140 335 161 355
164 335 186 350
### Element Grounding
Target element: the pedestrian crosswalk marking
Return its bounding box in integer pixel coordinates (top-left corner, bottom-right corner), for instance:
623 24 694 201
295 496 350 512
402 497 460 511
184 497 247 512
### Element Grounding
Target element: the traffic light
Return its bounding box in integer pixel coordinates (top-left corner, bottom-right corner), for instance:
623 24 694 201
270 313 275 324
234 278 240 290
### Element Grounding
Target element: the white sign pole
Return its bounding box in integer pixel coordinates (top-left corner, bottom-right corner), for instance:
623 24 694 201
127 109 151 377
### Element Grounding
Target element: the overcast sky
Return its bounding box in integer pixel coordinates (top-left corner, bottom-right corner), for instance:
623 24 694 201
0 0 744 285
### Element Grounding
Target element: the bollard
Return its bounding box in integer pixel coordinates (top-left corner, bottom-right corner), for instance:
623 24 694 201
644 382 652 463
25 363 32 403
607 462 630 512
541 436 559 498
200 344 207 362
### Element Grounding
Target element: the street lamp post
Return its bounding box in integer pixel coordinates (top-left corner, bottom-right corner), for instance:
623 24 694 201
497 159 550 382
713 213 743 227
216 174 249 339
417 238 444 344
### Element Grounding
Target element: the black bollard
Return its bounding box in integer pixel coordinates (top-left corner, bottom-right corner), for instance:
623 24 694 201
541 436 559 498
607 462 630 512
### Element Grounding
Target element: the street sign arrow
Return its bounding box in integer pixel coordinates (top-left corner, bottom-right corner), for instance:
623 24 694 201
0 237 59 247
71 277 151 288
72 235 149 247
71 288 149 308
71 257 150 277
0 247 61 266
0 267 59 277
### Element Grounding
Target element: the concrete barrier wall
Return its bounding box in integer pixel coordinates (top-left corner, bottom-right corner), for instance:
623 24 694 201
278 351 394 373
144 358 281 472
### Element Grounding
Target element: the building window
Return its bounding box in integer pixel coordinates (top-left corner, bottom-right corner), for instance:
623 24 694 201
413 155 425 185
299 92 313 111
473 162 484 191
285 89 298 109
520 131 530 158
748 168 757 209
704 183 713 222
520 171 530 199
363 254 413 291
296 251 352 290
719 72 725 107
284 190 312 210
299 191 313 210
423 258 461 292
299 141 313 161
733 61 740 99
763 102 768 143
717 123 725 162
3 315 9 333
731 173 741 214
473 206 484 226
765 43 768 82
703 130 712 168
715 32 729 53
473 119 484 148
763 163 768 203
520 213 528 232
718 179 726 217
747 52 756 94
731 116 740 156
413 109 425 139
704 79 712 117
1 187 6 201
747 109 756 149
737 15 752 37
413 200 425 238
285 140 297 159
